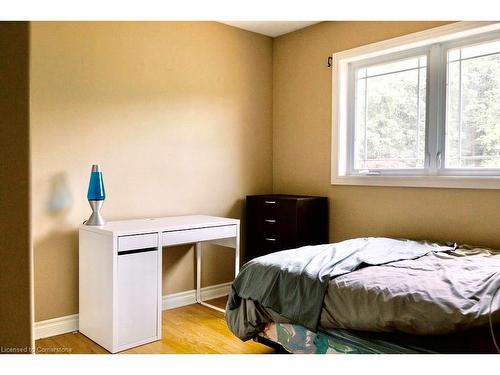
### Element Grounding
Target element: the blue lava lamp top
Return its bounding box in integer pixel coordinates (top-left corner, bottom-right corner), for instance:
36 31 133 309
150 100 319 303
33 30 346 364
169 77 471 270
87 164 106 201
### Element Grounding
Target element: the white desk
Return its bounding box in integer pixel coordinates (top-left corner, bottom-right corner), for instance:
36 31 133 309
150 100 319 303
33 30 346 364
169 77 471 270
79 215 240 353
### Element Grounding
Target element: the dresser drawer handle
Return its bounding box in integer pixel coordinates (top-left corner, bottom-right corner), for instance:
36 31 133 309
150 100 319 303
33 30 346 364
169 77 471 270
264 237 276 241
264 200 276 204
265 219 276 223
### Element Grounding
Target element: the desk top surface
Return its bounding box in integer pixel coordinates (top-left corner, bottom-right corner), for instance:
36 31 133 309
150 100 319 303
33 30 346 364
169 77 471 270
79 215 239 236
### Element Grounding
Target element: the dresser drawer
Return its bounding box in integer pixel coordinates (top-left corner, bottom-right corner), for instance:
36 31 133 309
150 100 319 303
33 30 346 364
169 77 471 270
118 233 159 252
162 224 237 246
256 205 297 243
256 236 282 257
259 218 279 237
255 198 280 218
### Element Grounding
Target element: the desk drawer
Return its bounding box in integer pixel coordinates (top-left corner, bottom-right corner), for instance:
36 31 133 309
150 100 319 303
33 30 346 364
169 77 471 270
162 225 237 246
118 233 158 252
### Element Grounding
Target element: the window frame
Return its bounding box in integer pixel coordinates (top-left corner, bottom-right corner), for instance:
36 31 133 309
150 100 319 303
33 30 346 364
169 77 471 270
331 21 500 189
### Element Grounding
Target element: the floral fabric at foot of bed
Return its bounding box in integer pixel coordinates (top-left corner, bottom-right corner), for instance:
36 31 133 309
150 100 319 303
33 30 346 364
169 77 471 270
261 323 434 354
262 323 366 354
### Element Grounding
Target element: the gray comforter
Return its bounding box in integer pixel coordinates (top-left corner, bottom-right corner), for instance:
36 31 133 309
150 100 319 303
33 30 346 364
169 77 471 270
225 237 470 341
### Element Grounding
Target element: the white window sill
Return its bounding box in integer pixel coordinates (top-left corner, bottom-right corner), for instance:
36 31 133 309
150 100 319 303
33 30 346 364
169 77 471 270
331 175 500 189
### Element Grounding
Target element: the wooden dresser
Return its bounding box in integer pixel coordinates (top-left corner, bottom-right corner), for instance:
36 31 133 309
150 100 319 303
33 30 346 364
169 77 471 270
245 194 329 261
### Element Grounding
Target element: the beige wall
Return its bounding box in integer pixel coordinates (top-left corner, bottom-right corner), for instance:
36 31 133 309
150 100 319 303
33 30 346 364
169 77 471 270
31 22 273 321
0 22 32 350
273 21 500 249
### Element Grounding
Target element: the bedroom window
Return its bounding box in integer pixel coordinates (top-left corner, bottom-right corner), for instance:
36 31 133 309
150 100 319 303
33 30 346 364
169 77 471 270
332 22 500 189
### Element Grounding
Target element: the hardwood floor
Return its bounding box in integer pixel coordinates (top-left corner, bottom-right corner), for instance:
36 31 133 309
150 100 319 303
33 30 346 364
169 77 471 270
35 297 275 354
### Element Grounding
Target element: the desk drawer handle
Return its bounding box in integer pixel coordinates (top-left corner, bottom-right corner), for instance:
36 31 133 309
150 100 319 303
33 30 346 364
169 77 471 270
264 200 276 204
118 247 157 256
265 219 276 223
264 237 276 241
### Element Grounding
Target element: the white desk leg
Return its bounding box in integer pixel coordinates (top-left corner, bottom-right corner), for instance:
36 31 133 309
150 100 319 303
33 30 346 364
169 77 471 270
197 233 241 314
195 242 202 304
197 242 226 313
235 225 240 277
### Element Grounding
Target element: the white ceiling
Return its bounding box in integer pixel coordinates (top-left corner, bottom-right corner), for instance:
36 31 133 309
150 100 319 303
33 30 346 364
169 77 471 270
219 21 320 38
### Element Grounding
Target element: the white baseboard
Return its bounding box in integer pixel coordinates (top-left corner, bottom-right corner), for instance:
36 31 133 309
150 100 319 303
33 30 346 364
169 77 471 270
161 282 231 310
34 282 232 340
34 314 80 341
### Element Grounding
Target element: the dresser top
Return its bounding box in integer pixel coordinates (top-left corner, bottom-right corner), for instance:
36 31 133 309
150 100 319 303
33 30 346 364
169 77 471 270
79 215 239 236
246 194 327 200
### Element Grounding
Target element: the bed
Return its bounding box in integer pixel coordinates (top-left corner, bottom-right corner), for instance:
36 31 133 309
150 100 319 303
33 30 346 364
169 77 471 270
224 237 500 353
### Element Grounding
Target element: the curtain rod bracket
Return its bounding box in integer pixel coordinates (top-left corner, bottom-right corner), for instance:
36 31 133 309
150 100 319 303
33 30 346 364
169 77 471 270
327 56 333 68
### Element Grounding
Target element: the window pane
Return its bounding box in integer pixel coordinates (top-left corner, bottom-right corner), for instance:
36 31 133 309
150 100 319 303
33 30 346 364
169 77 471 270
354 56 427 170
445 40 500 168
